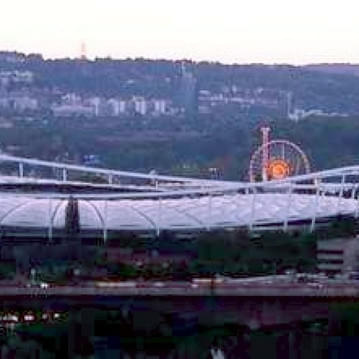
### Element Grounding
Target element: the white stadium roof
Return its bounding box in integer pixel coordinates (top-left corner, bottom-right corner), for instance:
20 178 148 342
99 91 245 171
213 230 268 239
0 193 356 235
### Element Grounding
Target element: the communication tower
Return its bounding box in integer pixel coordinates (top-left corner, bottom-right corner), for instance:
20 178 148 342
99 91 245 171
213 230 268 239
80 42 87 60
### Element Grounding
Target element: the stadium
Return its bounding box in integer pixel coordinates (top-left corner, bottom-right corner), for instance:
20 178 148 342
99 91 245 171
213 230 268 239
0 127 357 242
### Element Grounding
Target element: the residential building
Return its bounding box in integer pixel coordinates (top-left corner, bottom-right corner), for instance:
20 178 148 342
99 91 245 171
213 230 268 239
317 238 359 275
118 100 127 114
52 93 95 117
0 52 25 63
106 98 129 117
288 108 349 121
12 96 38 111
133 97 147 115
153 99 167 115
52 104 95 117
87 97 101 117
62 93 82 106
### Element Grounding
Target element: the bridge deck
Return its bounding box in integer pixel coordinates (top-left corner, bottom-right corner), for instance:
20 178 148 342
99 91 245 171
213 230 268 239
0 284 358 298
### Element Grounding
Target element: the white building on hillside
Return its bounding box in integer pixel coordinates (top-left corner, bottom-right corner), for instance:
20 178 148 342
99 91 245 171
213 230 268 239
153 99 167 115
133 97 147 115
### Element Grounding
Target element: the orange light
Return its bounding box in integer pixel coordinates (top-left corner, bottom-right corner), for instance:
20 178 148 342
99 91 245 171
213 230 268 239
267 159 291 180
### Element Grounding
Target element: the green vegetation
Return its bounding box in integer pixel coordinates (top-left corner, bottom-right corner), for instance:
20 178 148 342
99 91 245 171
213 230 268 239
2 217 357 283
190 230 316 276
0 262 16 279
98 217 356 279
2 114 359 180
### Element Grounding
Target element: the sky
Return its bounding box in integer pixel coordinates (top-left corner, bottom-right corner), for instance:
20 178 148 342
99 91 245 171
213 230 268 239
0 0 358 65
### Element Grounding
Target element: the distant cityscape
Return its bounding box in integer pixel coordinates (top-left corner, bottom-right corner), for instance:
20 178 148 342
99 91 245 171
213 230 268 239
0 51 356 123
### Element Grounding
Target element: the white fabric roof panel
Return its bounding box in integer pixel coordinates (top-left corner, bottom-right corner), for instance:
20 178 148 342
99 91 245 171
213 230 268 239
0 193 356 232
106 200 157 230
51 201 67 229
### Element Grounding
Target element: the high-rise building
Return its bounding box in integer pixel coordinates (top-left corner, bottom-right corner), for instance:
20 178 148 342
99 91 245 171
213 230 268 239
286 91 294 119
177 63 198 118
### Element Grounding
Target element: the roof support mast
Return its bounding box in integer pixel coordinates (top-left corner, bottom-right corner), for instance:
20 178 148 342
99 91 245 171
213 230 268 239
261 126 270 181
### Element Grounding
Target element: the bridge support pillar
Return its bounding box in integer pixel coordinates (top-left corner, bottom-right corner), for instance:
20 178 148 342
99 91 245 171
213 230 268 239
62 168 67 182
68 308 95 358
249 189 257 231
336 174 346 213
103 200 108 243
47 199 53 242
18 163 24 178
206 193 212 231
283 185 293 232
328 310 342 336
108 174 113 185
288 324 300 359
310 187 320 232
67 309 77 358
156 198 163 236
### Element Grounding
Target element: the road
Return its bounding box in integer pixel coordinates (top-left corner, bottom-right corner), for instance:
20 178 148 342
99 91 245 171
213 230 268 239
0 276 359 297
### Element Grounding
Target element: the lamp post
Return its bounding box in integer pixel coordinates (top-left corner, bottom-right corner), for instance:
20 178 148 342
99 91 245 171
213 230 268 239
30 268 36 285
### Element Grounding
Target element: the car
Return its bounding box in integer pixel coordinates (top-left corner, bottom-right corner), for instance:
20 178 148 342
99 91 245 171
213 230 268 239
308 282 323 289
192 278 212 284
349 271 359 280
153 282 165 288
26 282 49 288
24 313 35 322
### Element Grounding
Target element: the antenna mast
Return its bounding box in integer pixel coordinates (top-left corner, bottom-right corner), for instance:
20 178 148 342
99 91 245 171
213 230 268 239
80 42 87 60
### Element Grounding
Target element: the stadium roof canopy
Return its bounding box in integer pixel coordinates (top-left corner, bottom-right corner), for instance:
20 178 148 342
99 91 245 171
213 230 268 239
0 193 356 236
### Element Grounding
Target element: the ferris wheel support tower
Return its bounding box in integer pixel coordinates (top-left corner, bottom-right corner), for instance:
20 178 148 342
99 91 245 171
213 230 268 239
261 126 271 181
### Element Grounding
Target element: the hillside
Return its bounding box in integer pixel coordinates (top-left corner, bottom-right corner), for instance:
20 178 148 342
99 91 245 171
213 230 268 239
1 52 359 179
1 53 359 115
305 64 359 77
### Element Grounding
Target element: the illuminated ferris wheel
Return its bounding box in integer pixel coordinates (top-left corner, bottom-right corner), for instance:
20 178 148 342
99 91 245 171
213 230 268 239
249 127 310 182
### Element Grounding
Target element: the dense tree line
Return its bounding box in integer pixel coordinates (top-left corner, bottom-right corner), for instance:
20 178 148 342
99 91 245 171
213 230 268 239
1 114 359 180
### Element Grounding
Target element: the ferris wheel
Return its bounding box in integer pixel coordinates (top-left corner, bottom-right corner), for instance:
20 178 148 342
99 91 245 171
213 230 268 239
249 127 310 182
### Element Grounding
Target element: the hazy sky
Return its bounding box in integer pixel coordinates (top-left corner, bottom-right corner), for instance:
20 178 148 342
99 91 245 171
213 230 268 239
1 0 358 64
